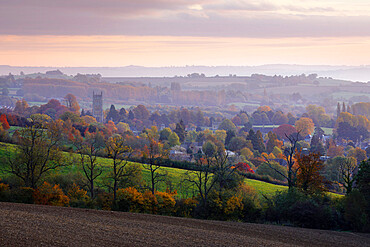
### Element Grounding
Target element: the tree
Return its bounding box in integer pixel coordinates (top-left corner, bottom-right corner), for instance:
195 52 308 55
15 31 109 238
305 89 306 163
117 122 130 134
184 144 215 212
256 162 287 181
348 147 367 163
106 104 119 122
14 99 29 115
295 117 314 137
105 134 135 202
174 120 186 143
159 128 172 141
225 130 236 147
64 93 80 112
168 132 180 147
266 131 301 189
295 152 327 194
273 124 297 140
133 105 150 121
337 102 341 119
142 135 168 194
356 159 370 211
0 114 10 130
72 130 105 198
266 131 281 154
340 157 357 194
5 120 66 188
227 136 247 152
310 134 325 155
218 119 237 132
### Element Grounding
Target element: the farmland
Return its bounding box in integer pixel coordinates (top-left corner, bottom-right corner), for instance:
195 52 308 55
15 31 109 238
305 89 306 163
1 202 368 247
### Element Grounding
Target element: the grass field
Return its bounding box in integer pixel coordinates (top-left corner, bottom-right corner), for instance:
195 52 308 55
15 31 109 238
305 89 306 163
0 142 342 199
330 91 370 100
321 127 333 135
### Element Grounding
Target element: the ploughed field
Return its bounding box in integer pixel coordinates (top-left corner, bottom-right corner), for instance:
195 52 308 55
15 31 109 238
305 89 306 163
0 202 369 247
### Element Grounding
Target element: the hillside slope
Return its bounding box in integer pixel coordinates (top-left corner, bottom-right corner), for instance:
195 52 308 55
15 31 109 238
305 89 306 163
0 202 368 247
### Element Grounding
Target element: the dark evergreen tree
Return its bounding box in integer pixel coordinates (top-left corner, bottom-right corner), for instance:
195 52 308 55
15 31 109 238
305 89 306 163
310 134 325 155
225 130 236 147
337 102 341 119
128 110 135 120
119 107 127 120
106 104 119 122
174 120 186 143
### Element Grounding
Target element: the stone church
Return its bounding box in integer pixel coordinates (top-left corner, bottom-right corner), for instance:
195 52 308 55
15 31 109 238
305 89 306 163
92 91 103 122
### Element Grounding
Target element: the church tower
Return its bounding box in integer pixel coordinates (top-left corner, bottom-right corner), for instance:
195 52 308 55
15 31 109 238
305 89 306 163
92 91 103 122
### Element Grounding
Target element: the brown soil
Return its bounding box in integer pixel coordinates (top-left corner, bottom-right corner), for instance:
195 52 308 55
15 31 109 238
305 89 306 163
0 202 369 247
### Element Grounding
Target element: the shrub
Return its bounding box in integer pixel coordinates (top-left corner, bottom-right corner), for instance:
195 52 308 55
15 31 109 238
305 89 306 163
96 192 113 210
67 183 89 208
33 182 69 206
342 190 369 232
116 187 144 212
0 180 10 202
174 198 198 218
256 162 287 182
8 187 35 204
142 191 158 214
155 190 176 215
264 189 340 230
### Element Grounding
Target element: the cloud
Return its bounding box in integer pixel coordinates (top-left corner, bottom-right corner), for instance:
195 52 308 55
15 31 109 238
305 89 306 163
0 0 370 37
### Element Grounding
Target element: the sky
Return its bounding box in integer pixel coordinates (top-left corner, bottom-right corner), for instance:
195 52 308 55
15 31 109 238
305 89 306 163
1 0 370 67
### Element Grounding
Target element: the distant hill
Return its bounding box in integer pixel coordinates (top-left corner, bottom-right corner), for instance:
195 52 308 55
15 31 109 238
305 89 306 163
1 64 370 82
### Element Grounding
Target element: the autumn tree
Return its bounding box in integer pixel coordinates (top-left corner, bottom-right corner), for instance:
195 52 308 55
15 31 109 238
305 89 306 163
72 130 105 198
295 152 327 194
348 147 367 163
0 114 10 130
5 120 66 188
295 117 314 137
64 93 80 112
273 124 297 140
105 134 136 202
14 99 29 116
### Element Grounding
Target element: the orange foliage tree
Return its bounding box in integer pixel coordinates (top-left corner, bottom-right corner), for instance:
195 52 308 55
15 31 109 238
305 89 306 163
295 152 327 194
0 114 10 130
295 117 314 137
33 182 70 206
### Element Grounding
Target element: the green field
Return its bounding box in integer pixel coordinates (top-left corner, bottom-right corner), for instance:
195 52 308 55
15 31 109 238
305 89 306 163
321 127 333 135
0 142 342 199
0 142 290 198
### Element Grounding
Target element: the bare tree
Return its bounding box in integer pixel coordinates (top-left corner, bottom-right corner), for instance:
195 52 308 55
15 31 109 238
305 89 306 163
142 135 168 194
73 130 105 198
184 140 234 210
105 134 136 201
5 120 66 188
264 131 301 189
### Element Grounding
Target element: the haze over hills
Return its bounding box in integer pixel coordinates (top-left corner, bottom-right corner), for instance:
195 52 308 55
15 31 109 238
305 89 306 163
1 64 369 82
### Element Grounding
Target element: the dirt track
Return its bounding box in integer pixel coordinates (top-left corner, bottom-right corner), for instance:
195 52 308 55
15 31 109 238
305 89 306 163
0 202 369 247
